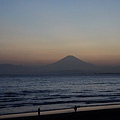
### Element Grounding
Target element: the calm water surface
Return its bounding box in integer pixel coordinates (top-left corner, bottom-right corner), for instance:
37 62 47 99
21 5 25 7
0 74 120 115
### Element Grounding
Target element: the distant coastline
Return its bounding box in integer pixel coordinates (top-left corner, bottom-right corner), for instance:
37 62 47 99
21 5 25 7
0 56 120 75
0 72 120 77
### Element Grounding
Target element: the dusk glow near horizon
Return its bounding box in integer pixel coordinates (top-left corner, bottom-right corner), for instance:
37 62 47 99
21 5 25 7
0 0 120 66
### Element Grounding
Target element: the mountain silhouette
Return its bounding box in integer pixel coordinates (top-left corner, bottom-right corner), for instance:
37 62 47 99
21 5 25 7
43 55 97 72
0 55 120 75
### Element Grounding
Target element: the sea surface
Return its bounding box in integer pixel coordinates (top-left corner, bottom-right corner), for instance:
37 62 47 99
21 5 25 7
0 74 120 115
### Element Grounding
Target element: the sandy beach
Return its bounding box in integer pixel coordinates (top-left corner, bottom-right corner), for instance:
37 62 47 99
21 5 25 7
0 104 120 120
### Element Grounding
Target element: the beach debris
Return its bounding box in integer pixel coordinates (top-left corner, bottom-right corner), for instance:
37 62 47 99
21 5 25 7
74 105 77 112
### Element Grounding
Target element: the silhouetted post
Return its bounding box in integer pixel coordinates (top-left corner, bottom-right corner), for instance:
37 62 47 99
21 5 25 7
74 105 77 112
38 108 40 116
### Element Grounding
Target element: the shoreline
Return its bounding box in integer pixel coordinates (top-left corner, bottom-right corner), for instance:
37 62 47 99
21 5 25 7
0 104 120 120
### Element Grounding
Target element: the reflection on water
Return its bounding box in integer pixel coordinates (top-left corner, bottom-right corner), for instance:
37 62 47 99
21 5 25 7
0 74 120 115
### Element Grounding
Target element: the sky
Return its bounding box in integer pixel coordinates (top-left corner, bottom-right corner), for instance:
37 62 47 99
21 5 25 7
0 0 120 66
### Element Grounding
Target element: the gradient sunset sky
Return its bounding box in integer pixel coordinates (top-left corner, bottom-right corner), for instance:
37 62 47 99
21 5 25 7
0 0 120 66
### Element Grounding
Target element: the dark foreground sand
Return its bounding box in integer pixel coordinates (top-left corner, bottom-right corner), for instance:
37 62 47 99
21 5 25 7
0 105 120 120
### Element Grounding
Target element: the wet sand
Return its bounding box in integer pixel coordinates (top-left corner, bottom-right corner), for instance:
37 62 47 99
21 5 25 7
0 104 120 120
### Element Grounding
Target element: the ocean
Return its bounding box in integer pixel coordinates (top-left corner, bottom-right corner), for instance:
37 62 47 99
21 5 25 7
0 74 120 115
